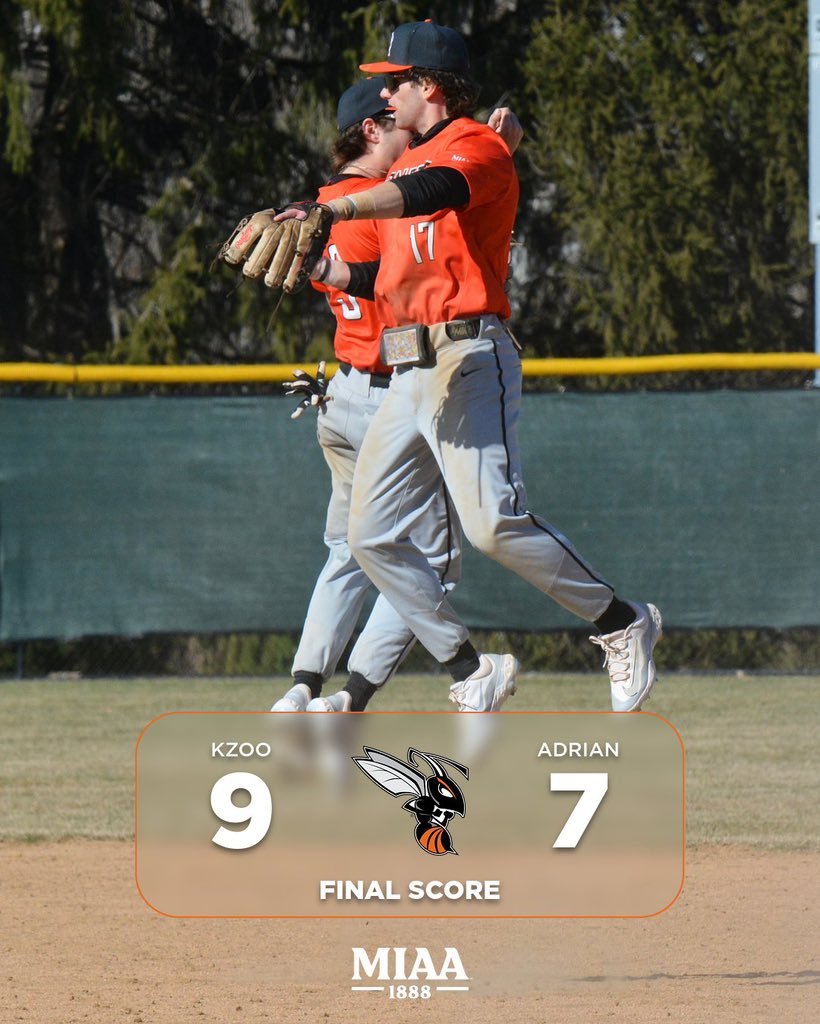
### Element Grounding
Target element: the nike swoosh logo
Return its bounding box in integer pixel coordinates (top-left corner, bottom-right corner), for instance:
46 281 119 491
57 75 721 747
460 367 482 377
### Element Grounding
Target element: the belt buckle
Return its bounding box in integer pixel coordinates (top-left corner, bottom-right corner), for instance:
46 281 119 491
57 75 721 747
445 318 480 342
380 324 430 367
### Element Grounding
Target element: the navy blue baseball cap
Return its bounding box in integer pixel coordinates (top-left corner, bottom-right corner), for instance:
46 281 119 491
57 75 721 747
336 76 394 132
360 21 470 74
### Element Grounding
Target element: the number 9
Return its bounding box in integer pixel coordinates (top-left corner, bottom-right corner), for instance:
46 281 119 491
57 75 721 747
210 771 272 850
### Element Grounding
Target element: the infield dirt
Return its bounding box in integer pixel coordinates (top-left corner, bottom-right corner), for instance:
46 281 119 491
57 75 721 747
2 841 816 1023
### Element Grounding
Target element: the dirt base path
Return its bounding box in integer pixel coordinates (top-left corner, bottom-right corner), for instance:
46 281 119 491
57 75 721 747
2 842 816 1023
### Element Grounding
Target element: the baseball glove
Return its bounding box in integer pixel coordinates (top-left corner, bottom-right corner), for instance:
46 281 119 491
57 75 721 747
263 202 334 294
218 209 284 278
283 361 332 419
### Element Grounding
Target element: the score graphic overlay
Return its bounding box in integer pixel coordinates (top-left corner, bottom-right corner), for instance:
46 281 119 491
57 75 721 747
135 713 684 917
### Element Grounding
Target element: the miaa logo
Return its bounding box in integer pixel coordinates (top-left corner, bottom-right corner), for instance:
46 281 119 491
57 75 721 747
352 946 468 982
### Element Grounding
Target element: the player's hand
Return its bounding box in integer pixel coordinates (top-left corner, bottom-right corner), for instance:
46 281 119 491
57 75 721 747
489 107 523 154
283 361 333 419
273 206 304 222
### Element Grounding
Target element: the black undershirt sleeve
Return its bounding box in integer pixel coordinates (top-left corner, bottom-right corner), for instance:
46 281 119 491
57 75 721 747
341 167 469 298
393 166 470 217
345 259 380 300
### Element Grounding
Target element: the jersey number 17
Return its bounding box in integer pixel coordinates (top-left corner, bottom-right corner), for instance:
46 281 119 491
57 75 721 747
410 221 436 263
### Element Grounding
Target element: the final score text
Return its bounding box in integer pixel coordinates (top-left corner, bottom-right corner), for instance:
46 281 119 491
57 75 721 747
320 879 500 902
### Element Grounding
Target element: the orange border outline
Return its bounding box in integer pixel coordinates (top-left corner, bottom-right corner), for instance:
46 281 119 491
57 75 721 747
135 710 685 921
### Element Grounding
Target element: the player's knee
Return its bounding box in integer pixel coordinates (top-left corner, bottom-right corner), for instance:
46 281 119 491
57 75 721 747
462 517 504 559
324 535 351 559
348 518 375 561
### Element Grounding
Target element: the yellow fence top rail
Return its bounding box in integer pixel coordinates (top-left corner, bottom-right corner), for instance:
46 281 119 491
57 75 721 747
1 352 819 384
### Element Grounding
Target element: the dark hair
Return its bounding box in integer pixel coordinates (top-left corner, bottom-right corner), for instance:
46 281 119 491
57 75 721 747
331 115 395 172
331 123 367 172
411 68 481 119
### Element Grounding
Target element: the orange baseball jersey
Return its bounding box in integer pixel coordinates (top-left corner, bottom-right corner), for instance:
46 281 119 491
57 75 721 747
374 118 519 327
314 175 390 373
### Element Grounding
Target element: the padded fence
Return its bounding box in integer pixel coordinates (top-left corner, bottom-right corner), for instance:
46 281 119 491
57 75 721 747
0 391 817 642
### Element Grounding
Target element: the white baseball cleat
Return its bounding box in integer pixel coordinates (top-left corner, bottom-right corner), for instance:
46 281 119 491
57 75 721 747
307 690 353 713
589 601 663 712
448 653 519 712
270 682 312 712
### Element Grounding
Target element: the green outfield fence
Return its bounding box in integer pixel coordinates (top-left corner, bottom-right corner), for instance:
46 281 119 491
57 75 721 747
1 354 818 677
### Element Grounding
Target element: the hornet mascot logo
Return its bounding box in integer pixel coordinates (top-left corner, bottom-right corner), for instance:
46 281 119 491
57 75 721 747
352 747 469 856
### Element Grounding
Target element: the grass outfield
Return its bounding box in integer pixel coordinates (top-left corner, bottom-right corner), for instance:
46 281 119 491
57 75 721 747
0 672 817 848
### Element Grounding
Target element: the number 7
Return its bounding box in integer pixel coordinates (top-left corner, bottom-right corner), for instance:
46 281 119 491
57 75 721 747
550 772 608 848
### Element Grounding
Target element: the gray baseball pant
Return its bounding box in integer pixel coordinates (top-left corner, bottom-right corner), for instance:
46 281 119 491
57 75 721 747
348 316 615 664
291 363 461 685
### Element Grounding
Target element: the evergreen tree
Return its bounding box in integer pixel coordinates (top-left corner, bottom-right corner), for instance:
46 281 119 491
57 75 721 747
519 0 811 357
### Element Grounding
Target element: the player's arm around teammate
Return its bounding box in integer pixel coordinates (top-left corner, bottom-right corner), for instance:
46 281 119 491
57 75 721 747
274 22 662 716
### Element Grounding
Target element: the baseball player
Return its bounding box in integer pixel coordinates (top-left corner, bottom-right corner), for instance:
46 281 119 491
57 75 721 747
269 78 523 714
272 21 662 714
